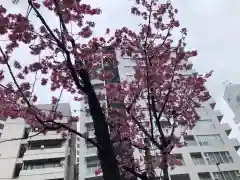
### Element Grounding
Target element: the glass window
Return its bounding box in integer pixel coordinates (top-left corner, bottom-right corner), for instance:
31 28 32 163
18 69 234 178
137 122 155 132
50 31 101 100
23 159 63 170
214 152 224 164
196 135 224 146
29 140 63 150
213 172 224 180
191 153 205 165
204 151 233 165
236 95 240 104
86 159 99 167
208 152 217 164
230 171 239 180
194 119 215 131
184 135 197 146
174 154 185 166
224 172 232 180
198 172 212 180
213 171 240 180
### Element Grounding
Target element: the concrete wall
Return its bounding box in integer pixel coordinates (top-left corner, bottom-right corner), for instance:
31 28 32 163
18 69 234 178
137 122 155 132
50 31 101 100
0 118 25 179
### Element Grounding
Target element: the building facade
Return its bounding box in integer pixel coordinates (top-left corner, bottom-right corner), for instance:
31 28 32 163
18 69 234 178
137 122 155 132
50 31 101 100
77 49 240 180
0 103 77 180
224 83 240 124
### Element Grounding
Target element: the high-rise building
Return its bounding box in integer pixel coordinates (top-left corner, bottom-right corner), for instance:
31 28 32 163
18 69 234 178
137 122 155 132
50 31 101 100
78 49 240 180
0 103 77 180
224 83 240 124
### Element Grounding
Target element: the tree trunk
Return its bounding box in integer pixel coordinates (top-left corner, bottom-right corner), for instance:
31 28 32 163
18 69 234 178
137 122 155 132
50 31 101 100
144 138 155 180
162 153 169 180
80 69 122 180
163 167 169 180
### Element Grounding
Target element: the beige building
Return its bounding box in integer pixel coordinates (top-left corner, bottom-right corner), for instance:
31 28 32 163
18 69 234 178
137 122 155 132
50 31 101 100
0 103 78 180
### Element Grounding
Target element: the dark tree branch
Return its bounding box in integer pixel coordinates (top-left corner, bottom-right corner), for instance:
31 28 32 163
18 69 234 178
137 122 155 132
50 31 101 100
0 129 44 144
28 0 86 94
125 106 164 151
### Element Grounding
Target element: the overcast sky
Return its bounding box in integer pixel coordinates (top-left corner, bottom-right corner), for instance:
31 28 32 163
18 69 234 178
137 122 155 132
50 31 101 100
2 0 240 141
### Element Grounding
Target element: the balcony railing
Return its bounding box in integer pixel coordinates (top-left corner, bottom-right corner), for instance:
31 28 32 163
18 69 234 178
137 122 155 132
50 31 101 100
86 147 97 156
185 141 197 146
87 130 95 139
86 166 101 176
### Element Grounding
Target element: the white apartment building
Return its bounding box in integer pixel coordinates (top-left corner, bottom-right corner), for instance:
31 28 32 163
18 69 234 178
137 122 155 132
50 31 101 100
77 47 240 180
224 83 240 124
0 103 78 180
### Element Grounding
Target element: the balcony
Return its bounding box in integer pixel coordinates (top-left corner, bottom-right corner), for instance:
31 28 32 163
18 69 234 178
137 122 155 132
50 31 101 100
86 166 102 179
19 167 65 179
91 79 104 85
85 118 93 124
87 130 95 139
23 146 67 161
28 131 64 141
16 158 23 164
221 123 232 135
230 138 240 151
208 98 216 109
215 110 223 122
19 158 66 179
86 147 97 158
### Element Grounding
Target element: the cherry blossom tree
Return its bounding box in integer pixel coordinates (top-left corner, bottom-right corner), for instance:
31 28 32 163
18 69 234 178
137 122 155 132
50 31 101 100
0 0 212 180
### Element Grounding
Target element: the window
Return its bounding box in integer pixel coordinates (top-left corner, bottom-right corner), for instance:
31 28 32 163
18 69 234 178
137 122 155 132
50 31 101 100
174 154 185 166
213 170 240 180
236 95 240 104
23 128 30 139
85 108 90 116
170 174 190 180
96 93 105 101
23 158 64 170
76 150 80 155
190 153 205 165
184 135 197 146
204 151 233 165
86 159 100 176
0 123 4 129
93 83 104 90
194 119 215 131
13 164 22 178
86 123 95 139
0 116 6 121
196 135 224 146
29 140 64 150
86 123 94 131
76 157 80 163
86 139 95 148
18 144 27 158
77 144 80 148
198 172 212 180
86 159 99 168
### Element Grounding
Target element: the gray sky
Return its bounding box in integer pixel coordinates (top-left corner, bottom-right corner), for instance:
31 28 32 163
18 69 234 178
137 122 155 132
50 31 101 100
173 0 240 141
2 0 240 140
